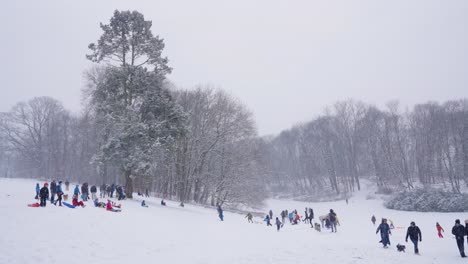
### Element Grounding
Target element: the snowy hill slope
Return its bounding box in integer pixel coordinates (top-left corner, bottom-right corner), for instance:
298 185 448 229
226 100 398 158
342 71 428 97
0 178 466 264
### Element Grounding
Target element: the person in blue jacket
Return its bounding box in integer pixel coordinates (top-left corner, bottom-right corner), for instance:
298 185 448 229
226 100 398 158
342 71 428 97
74 185 80 196
217 205 224 221
35 183 40 199
376 218 392 248
54 181 63 206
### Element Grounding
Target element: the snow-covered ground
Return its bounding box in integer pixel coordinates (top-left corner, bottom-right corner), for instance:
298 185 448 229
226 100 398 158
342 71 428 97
0 178 466 264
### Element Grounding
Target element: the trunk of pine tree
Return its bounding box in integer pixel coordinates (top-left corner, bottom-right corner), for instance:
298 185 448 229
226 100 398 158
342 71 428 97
124 170 133 199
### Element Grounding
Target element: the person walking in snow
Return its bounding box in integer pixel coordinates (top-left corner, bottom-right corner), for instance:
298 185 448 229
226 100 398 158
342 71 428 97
288 212 294 224
280 210 286 224
309 208 314 226
35 183 40 200
276 217 282 231
406 221 422 254
329 209 338 233
436 222 444 238
264 215 272 226
39 182 49 207
269 210 273 220
246 213 253 223
50 180 57 204
90 185 97 200
452 219 467 258
304 208 309 224
376 218 391 248
371 215 376 226
217 205 224 221
54 181 63 206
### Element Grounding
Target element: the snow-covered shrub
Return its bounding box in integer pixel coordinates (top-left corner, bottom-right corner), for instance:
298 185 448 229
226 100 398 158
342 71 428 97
385 188 468 212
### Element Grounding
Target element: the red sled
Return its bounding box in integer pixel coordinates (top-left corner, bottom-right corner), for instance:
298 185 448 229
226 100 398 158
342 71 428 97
28 203 40 207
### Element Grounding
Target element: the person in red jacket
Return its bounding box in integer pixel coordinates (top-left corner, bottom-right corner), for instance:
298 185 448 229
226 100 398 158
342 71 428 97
106 200 121 212
72 194 86 207
436 222 444 238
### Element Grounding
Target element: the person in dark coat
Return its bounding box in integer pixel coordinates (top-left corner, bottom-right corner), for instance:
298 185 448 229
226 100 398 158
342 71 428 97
376 218 391 248
39 183 49 207
452 219 467 258
406 221 422 254
304 208 309 224
309 208 314 226
275 217 282 231
50 180 57 204
269 210 273 220
110 184 115 198
371 215 377 226
264 215 272 226
90 185 97 200
35 183 40 199
65 180 69 191
217 205 224 221
329 209 338 233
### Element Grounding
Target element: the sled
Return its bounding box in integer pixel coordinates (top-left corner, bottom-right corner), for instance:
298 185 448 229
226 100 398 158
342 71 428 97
63 202 76 208
28 203 40 207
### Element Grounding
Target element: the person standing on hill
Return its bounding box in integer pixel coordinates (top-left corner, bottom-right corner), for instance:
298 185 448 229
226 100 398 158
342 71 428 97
436 222 444 238
35 183 40 200
39 183 49 207
376 218 391 248
406 221 422 254
246 213 253 223
217 205 224 221
264 215 272 226
269 210 273 221
329 209 338 233
371 215 376 226
50 180 57 204
309 208 314 226
54 181 63 206
74 185 80 196
452 219 467 258
90 185 97 200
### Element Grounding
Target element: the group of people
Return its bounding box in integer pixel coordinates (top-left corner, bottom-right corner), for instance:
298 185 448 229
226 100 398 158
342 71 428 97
373 215 468 258
35 181 64 207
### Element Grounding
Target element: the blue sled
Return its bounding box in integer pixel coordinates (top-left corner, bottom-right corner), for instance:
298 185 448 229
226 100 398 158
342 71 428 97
63 202 76 208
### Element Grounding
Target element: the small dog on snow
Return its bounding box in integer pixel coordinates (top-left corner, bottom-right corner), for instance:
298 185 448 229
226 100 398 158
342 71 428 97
314 223 321 232
396 244 406 252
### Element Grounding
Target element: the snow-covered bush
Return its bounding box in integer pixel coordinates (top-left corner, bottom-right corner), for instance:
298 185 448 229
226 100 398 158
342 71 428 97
385 188 468 212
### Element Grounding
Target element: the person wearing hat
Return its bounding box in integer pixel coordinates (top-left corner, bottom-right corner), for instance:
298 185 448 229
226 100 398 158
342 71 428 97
452 219 467 258
405 221 422 254
39 182 49 207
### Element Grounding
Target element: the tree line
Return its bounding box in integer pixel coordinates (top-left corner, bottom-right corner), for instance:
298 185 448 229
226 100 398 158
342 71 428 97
262 100 468 197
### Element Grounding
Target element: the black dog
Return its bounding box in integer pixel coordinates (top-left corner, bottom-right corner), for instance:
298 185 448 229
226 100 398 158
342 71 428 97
396 244 406 252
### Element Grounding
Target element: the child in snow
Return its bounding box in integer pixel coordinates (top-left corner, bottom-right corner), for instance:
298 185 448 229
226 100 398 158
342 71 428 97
371 215 376 226
72 194 86 207
35 183 40 200
161 199 166 206
141 200 148 207
329 209 338 232
276 217 282 231
74 185 80 196
54 181 63 206
436 222 444 238
39 183 49 207
94 199 106 208
246 213 253 223
106 200 121 212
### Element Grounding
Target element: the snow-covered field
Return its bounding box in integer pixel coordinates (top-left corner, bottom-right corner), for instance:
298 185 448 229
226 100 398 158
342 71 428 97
0 178 467 264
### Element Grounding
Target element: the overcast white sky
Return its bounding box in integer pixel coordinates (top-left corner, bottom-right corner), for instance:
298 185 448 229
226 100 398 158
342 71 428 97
1 0 467 135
